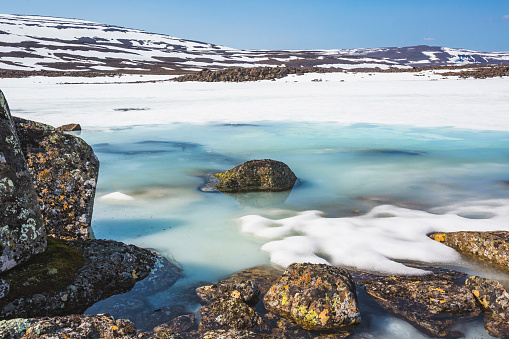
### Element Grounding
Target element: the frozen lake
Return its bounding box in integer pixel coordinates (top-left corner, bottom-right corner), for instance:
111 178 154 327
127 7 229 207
4 72 509 338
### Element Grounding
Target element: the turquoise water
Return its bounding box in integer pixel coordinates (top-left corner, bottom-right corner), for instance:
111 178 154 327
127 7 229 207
83 122 509 337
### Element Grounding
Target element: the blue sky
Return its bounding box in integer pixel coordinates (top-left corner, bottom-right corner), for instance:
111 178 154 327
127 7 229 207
3 0 509 51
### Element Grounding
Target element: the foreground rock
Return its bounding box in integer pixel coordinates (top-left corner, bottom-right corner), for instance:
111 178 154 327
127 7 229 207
263 263 360 332
56 123 81 132
219 265 281 295
466 275 509 337
0 237 181 319
0 314 136 339
430 231 509 270
14 117 99 239
360 268 479 337
198 280 264 333
0 90 47 273
214 159 297 193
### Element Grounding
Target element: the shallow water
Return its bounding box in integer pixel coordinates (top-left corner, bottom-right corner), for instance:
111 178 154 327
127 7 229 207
83 122 509 338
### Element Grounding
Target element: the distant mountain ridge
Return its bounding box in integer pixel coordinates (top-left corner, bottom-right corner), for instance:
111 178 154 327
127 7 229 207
1 14 508 74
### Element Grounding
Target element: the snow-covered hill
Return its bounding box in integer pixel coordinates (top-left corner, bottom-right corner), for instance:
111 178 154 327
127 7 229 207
1 14 508 73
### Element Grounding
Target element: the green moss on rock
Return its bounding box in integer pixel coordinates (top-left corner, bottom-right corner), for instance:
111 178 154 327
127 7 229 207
0 236 84 300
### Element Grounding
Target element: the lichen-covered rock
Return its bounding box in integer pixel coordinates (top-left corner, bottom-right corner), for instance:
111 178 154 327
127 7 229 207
214 159 297 193
199 297 264 332
361 269 479 337
0 238 180 319
429 231 509 270
465 276 509 325
13 116 99 239
56 123 81 132
219 265 281 295
263 263 360 332
196 280 260 306
200 329 274 339
484 316 509 339
0 90 47 273
0 314 136 339
153 314 196 334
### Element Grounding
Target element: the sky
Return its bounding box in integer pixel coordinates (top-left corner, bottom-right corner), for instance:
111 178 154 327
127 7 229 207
2 0 509 51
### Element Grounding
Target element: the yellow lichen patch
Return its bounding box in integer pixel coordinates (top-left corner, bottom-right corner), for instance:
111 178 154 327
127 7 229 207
281 291 289 306
112 326 119 331
472 290 480 298
132 270 138 279
39 170 51 180
319 309 330 324
231 290 241 299
431 287 446 293
440 300 446 304
432 233 446 242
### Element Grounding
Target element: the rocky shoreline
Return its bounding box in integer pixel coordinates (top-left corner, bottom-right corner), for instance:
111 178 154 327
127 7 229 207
2 88 509 338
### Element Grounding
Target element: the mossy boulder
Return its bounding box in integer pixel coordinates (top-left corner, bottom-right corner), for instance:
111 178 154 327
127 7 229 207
263 263 360 332
13 117 99 240
214 159 297 193
0 90 47 273
0 238 180 319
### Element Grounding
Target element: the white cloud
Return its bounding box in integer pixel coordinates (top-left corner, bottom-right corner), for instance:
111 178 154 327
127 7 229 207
503 15 509 20
424 37 435 41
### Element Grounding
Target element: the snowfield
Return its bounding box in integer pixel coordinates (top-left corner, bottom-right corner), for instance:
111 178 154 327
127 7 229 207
2 71 509 132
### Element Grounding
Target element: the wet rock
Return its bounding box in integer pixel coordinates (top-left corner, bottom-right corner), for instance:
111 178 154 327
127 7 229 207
0 90 47 273
153 314 196 334
134 305 187 331
484 316 509 338
56 123 81 132
199 297 264 332
361 270 479 337
196 280 260 306
465 276 509 324
214 159 297 193
429 231 509 271
0 314 136 339
219 265 281 295
263 263 360 332
0 238 180 319
200 329 274 338
13 116 99 239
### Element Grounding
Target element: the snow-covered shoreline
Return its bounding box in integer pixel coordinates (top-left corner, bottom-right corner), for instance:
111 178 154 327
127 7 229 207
2 71 508 132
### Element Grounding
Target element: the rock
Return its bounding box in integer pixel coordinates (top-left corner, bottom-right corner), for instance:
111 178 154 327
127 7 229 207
0 90 47 273
214 159 297 193
134 305 187 331
56 123 81 132
0 314 136 339
465 276 509 324
263 263 360 332
219 265 281 295
484 316 509 338
200 329 273 338
0 238 181 319
361 269 479 337
199 297 263 332
429 231 509 271
13 116 99 239
196 280 260 306
153 314 196 334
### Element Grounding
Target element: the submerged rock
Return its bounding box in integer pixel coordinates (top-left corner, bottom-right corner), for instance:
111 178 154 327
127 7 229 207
0 238 180 319
465 275 509 334
263 263 360 332
0 90 47 273
429 231 509 270
360 269 479 337
219 265 281 295
214 159 297 193
13 117 99 240
0 314 136 339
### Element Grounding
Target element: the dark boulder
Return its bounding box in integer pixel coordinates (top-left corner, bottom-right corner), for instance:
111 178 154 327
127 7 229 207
0 90 47 273
56 123 81 132
0 238 181 319
0 314 136 339
199 297 264 332
360 268 479 337
465 275 509 334
13 117 99 239
214 159 297 193
263 263 360 332
430 231 509 270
